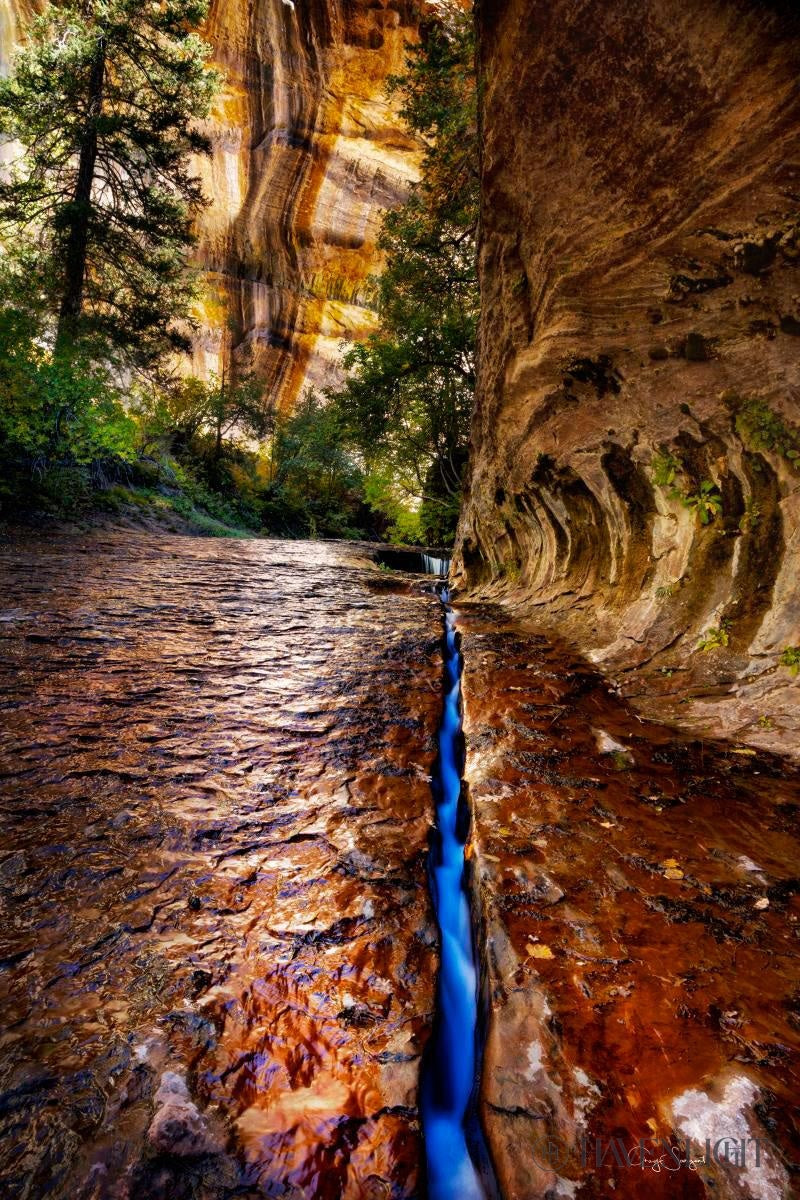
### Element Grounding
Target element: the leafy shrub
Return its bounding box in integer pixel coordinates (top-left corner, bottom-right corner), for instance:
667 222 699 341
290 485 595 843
651 451 681 488
739 496 761 533
682 480 723 525
697 622 731 652
651 447 723 524
729 394 800 469
0 308 138 517
780 647 800 676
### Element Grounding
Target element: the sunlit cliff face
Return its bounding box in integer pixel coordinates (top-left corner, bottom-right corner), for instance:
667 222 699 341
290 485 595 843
192 0 422 408
2 0 422 408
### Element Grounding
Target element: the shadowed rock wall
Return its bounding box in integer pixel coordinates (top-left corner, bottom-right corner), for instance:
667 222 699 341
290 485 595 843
454 0 800 756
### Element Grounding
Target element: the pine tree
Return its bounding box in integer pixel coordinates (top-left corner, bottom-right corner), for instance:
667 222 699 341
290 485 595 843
0 0 218 372
330 1 478 545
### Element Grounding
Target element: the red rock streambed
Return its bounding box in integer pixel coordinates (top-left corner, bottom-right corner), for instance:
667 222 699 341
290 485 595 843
0 535 441 1199
0 535 799 1200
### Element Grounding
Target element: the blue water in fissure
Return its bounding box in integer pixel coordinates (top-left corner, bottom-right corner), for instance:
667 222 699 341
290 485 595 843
420 587 486 1200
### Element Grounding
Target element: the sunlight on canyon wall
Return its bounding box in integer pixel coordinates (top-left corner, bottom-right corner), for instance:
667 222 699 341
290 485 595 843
2 0 423 408
193 0 422 408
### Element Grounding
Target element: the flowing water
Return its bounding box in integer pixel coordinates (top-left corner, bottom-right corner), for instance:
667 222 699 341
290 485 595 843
3 532 800 1200
419 591 485 1200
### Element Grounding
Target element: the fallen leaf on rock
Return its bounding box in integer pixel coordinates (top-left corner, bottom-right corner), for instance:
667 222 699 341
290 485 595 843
664 867 684 880
526 943 554 959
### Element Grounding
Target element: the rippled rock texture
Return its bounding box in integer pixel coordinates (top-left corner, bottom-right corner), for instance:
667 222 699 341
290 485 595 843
455 0 800 755
0 535 440 1199
193 0 421 405
457 603 800 1200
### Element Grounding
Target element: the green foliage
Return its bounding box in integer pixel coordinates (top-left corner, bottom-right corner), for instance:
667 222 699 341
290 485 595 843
731 395 800 469
780 646 800 676
258 392 369 539
0 306 137 516
329 1 477 547
697 622 731 652
134 374 271 465
0 0 218 371
363 471 423 544
651 451 681 489
682 479 723 525
651 449 722 524
655 584 675 599
739 496 761 533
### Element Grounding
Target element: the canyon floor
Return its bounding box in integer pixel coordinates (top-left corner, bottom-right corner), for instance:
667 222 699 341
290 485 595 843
0 535 798 1200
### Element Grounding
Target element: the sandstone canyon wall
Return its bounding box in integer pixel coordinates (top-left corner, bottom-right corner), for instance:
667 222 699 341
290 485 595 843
455 0 800 757
193 0 421 408
1 0 422 409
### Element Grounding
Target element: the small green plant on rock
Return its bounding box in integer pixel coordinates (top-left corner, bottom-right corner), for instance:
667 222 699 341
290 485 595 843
651 451 681 489
651 451 723 523
697 622 731 652
728 394 800 470
682 480 723 525
655 584 675 599
780 646 800 676
739 496 762 533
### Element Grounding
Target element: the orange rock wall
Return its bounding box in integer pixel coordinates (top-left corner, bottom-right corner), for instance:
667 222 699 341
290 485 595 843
2 0 422 409
193 0 422 408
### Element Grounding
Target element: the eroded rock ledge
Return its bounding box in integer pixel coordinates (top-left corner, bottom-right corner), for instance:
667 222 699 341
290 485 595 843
454 0 800 756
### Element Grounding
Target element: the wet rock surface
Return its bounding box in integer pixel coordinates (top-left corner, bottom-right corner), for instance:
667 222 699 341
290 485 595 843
458 602 800 1200
0 534 440 1199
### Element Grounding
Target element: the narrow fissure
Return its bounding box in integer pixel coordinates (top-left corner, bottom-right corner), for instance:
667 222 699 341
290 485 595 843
420 582 489 1200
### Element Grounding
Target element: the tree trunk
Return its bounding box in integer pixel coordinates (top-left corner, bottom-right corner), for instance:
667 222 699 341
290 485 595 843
56 36 106 349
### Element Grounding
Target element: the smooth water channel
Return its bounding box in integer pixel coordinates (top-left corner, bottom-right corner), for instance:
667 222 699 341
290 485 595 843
420 586 486 1200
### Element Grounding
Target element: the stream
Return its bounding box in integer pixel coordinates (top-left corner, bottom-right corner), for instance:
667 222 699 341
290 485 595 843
419 588 485 1200
0 534 442 1200
2 532 800 1200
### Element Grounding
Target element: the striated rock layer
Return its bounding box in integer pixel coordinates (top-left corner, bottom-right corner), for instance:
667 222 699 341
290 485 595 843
2 0 421 407
193 0 421 407
455 0 800 756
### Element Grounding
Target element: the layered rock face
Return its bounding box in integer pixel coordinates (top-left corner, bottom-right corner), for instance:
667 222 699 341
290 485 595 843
455 0 800 755
193 0 421 407
2 0 421 407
